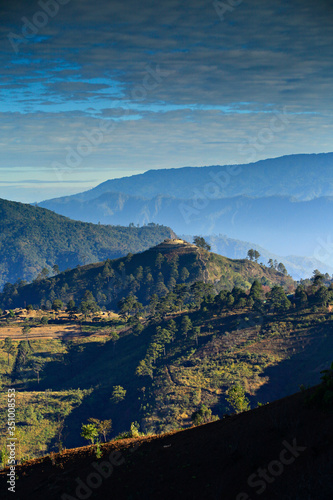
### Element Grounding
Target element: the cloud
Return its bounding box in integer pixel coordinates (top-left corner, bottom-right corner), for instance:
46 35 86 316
1 0 332 201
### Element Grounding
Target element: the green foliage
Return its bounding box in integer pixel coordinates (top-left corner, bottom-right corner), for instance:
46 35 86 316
226 385 250 414
115 421 143 440
191 404 213 425
52 299 63 311
110 385 127 404
88 418 112 442
81 423 99 444
267 286 291 312
193 236 211 251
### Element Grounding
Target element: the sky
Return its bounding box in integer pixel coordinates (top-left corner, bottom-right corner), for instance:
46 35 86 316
0 0 332 202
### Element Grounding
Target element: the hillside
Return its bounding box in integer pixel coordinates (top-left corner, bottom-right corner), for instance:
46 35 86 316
0 198 174 290
0 239 295 310
0 261 332 471
1 384 332 500
183 233 333 280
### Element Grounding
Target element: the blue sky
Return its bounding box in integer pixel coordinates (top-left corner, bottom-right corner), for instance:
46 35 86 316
0 0 332 202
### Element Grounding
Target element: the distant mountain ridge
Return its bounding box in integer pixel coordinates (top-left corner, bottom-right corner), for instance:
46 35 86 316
41 152 333 202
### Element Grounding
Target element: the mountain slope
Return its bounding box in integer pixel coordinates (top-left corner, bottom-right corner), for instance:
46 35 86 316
1 385 332 500
0 198 174 290
197 234 333 280
0 239 295 310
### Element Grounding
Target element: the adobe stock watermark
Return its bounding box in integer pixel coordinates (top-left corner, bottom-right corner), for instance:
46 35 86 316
213 0 244 21
8 0 71 54
313 235 333 268
236 438 306 499
238 107 291 164
178 164 243 224
52 63 171 182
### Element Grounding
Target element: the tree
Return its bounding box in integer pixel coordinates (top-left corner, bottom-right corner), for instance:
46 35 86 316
131 321 143 336
52 299 63 312
193 236 211 251
295 285 308 309
313 271 325 287
41 267 50 279
167 319 177 342
148 294 159 316
268 258 274 268
110 385 127 404
191 404 213 425
180 267 190 282
22 325 31 336
30 358 45 384
136 359 153 379
117 294 142 319
253 250 260 262
88 418 112 442
267 286 291 312
3 338 14 366
247 249 255 261
249 280 263 302
66 299 76 311
155 253 164 270
13 340 31 373
226 385 250 413
314 286 329 308
277 262 288 275
81 423 99 445
181 315 192 338
52 264 60 275
192 326 201 346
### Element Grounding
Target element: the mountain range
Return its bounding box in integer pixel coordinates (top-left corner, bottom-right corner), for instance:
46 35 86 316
38 153 333 272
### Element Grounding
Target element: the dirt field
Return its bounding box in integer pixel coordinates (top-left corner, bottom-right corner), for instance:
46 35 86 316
0 324 82 340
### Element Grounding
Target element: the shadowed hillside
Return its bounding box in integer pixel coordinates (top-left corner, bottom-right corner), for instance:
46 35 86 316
1 384 332 500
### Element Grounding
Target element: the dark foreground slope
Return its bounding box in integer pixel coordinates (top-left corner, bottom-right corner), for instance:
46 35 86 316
0 198 174 289
1 387 332 500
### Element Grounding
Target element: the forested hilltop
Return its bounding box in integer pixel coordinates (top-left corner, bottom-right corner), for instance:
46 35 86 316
0 198 174 290
0 239 295 311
